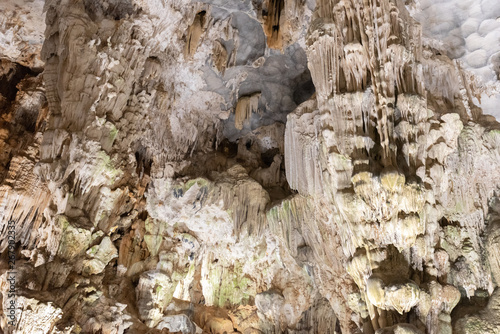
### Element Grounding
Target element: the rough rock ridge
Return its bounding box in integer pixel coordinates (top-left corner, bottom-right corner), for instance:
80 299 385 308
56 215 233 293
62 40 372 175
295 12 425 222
0 0 500 333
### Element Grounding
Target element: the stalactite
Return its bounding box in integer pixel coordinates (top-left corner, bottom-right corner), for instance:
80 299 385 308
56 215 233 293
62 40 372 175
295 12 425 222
184 11 206 58
263 0 285 49
234 93 260 130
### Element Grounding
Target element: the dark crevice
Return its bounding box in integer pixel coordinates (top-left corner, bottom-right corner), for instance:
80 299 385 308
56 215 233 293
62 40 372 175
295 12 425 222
83 0 136 21
292 75 315 106
0 59 39 105
261 148 280 167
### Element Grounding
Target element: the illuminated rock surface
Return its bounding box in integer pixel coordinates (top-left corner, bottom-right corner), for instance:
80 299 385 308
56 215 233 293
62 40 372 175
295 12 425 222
0 0 499 333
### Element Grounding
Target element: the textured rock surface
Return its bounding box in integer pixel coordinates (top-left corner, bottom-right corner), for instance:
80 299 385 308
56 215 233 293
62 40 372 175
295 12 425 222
408 0 500 118
0 0 499 333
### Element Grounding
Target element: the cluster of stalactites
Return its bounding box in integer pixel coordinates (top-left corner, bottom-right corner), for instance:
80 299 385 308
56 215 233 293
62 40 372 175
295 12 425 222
299 1 450 332
307 0 426 166
262 0 285 49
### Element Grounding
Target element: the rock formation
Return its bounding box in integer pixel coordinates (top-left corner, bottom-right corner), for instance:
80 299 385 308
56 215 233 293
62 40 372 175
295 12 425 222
0 0 500 333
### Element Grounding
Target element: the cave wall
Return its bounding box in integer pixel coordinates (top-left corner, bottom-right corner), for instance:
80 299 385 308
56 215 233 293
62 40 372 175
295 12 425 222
0 0 500 333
